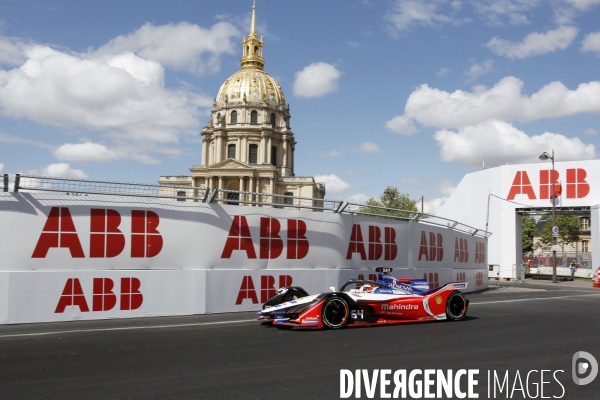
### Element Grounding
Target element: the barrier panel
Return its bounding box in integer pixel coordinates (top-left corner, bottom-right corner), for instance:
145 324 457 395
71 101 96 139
0 192 488 324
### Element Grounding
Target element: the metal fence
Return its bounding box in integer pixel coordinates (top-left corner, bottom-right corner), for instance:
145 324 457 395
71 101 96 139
523 252 592 269
8 174 491 238
13 174 211 202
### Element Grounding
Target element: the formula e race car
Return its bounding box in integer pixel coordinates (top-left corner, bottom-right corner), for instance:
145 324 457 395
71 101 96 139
257 268 468 329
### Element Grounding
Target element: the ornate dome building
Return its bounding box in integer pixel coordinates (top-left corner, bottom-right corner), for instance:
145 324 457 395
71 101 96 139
159 3 325 202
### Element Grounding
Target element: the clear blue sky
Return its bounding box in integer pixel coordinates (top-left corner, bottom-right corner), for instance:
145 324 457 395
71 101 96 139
1 0 599 212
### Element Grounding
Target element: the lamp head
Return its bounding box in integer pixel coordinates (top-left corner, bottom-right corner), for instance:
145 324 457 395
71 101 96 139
539 152 551 161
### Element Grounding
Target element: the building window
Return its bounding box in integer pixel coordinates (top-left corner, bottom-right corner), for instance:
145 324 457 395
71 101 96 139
249 144 258 164
230 110 237 124
271 146 277 166
283 192 293 205
581 217 590 231
227 191 239 206
216 113 221 123
176 191 186 202
228 144 236 159
270 113 276 128
582 240 589 252
250 110 258 124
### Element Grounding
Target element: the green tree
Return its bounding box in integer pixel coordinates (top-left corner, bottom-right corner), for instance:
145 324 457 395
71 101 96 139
359 186 418 220
538 213 581 249
522 215 537 253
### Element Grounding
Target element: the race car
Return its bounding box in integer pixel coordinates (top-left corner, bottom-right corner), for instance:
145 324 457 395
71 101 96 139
257 268 468 329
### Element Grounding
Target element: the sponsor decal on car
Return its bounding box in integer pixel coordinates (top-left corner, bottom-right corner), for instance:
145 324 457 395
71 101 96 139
302 318 319 324
435 296 443 305
381 303 418 310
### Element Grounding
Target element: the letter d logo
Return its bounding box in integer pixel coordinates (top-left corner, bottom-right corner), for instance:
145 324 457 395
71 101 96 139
572 351 598 385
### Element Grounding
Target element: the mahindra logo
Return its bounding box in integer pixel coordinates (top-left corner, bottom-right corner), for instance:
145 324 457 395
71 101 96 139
221 216 308 259
236 275 293 305
55 277 143 313
418 231 443 262
381 303 418 310
346 224 398 261
32 207 163 258
507 168 589 200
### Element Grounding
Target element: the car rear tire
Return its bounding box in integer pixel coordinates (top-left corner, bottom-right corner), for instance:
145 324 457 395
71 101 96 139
321 296 349 329
445 291 468 321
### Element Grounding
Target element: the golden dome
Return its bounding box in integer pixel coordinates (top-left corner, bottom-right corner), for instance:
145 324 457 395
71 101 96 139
214 3 286 108
215 70 286 107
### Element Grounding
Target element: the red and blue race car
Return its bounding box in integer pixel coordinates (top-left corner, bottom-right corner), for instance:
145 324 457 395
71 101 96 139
257 268 469 329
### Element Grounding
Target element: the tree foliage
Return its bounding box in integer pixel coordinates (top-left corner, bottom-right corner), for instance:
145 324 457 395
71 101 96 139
359 186 418 219
521 215 536 253
538 213 581 249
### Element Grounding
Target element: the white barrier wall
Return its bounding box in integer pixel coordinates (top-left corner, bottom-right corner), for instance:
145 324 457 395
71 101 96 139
0 193 487 324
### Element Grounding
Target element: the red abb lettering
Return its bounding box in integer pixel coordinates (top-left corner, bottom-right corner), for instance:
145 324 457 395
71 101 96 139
357 273 377 281
346 225 397 261
566 168 590 199
120 277 143 310
475 242 486 264
90 209 125 258
55 277 142 313
346 224 367 260
454 238 469 263
423 273 439 288
131 210 163 258
368 226 382 261
260 217 283 259
476 272 483 287
221 216 257 258
418 231 443 261
384 227 397 261
55 278 89 312
507 171 536 200
287 219 309 259
93 278 117 311
539 170 562 199
236 275 293 305
32 207 85 258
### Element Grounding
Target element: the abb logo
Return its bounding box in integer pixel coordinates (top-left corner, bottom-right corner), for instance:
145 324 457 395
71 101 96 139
222 216 308 259
346 225 398 260
424 272 439 288
357 274 378 281
476 272 483 287
236 275 293 305
55 277 143 313
507 169 590 200
456 272 466 283
454 238 469 263
32 207 163 258
475 242 486 264
418 232 444 262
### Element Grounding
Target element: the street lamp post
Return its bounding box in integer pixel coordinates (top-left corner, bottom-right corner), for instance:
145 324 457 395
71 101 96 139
539 149 557 283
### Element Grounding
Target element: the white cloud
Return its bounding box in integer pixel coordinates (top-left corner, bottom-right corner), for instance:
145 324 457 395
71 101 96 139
388 76 600 130
434 120 596 167
385 0 453 33
436 67 450 76
472 0 539 26
293 62 341 98
345 193 369 205
582 32 600 53
566 0 600 9
487 26 578 58
399 177 421 185
357 142 380 153
319 150 343 157
386 115 417 135
584 128 598 136
27 163 88 179
92 22 240 75
0 131 54 149
0 36 30 66
465 59 494 81
314 174 352 194
0 162 3 173
54 142 122 163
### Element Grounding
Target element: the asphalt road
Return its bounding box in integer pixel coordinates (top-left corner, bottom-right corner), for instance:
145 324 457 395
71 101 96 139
1 281 599 399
